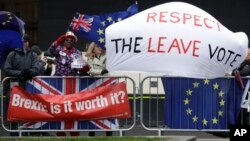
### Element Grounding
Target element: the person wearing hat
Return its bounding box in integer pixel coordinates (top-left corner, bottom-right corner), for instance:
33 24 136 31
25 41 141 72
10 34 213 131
49 31 89 76
49 31 90 136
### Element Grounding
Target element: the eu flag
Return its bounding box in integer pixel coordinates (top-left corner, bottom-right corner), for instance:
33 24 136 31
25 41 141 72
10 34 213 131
0 11 24 68
162 77 244 129
69 4 138 48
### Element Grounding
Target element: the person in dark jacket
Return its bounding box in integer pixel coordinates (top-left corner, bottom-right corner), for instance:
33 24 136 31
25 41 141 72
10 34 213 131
4 36 40 80
3 35 40 136
234 53 250 125
31 45 53 76
237 60 250 76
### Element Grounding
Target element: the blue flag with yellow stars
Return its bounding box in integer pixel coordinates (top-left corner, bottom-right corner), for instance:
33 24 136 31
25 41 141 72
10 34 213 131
69 4 138 49
0 11 25 68
162 77 245 129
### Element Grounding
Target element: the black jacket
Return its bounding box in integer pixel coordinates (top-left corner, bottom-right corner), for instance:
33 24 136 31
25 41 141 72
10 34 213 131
237 60 250 76
3 48 40 77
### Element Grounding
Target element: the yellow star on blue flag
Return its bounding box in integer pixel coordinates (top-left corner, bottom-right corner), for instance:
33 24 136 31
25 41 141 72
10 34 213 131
162 77 243 129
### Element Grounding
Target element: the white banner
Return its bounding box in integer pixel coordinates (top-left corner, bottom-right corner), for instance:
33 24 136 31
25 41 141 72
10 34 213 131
105 2 248 78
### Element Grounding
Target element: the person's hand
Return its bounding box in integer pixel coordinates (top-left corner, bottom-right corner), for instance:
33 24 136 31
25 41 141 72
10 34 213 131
41 57 47 63
54 35 66 46
101 68 108 75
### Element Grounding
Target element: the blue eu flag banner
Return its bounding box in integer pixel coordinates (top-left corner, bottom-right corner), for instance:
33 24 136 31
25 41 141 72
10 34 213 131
0 11 24 68
162 77 244 129
69 4 138 48
0 11 25 33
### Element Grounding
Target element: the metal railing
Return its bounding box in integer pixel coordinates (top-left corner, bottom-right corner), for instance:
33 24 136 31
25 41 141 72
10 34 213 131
139 76 250 136
1 75 249 137
1 76 136 136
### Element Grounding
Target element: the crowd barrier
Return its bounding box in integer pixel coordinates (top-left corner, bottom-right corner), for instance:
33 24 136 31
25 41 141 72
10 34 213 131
1 76 136 136
1 75 249 137
140 76 250 136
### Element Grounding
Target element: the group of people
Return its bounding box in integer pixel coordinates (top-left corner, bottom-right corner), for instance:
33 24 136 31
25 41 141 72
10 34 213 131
4 31 108 79
2 31 110 136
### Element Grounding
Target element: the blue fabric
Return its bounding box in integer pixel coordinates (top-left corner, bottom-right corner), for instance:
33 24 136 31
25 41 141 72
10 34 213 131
0 11 25 68
0 11 25 33
162 77 244 129
0 30 23 68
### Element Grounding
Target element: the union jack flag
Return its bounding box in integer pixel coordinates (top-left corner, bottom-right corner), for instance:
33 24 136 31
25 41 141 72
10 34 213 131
70 14 93 32
69 3 138 48
20 77 119 130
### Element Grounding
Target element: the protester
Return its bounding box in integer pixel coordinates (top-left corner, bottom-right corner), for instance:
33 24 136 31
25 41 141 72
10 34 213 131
4 34 39 81
3 34 40 136
49 31 89 76
49 31 89 136
31 45 53 76
232 49 250 125
85 42 112 136
85 42 108 76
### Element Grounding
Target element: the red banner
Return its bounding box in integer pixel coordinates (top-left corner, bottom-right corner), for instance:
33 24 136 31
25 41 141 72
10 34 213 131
8 82 131 122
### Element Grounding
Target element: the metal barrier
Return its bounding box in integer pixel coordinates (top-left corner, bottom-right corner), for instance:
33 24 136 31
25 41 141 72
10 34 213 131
1 76 136 136
139 76 250 136
1 75 249 137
